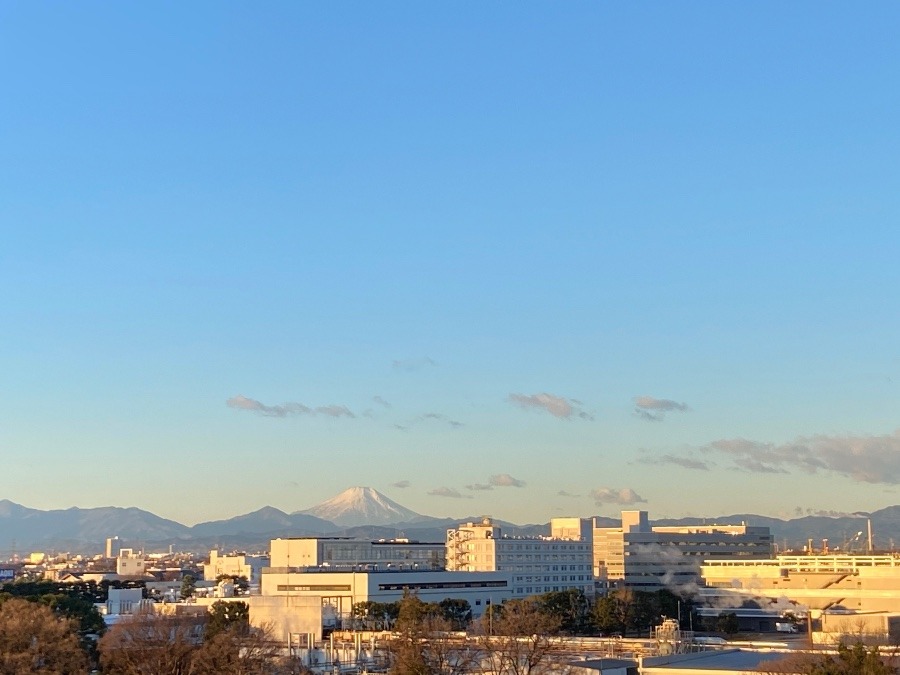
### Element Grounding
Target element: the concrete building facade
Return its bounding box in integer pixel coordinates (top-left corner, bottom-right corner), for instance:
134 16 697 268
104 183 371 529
701 554 900 614
445 517 594 599
594 511 773 591
260 568 511 620
270 537 444 571
116 548 147 577
203 550 269 583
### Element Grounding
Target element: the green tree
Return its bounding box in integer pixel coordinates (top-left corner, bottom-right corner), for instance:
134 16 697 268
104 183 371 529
538 588 591 635
716 612 740 635
763 642 898 675
181 574 197 600
216 574 250 596
592 590 632 635
811 643 897 675
206 600 251 641
353 600 401 630
437 598 472 630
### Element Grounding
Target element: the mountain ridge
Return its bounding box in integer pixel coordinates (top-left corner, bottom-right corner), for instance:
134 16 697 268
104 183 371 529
1 490 898 555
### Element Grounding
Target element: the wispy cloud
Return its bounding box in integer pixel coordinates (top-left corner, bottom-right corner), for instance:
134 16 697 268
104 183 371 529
465 483 493 491
557 490 580 498
226 395 355 418
392 480 411 489
702 430 900 483
428 487 471 499
395 412 463 430
633 396 690 422
489 473 526 488
420 412 464 428
637 453 711 471
590 487 647 507
372 396 392 408
507 392 593 420
393 357 437 372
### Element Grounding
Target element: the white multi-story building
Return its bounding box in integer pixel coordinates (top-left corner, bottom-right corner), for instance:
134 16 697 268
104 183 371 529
593 510 773 591
445 517 594 599
260 568 511 621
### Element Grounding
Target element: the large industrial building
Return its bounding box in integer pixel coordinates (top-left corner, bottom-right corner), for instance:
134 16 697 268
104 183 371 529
445 517 594 599
700 554 900 614
593 511 774 591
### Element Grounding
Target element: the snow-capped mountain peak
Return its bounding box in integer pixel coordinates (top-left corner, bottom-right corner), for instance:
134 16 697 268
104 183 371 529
298 486 420 527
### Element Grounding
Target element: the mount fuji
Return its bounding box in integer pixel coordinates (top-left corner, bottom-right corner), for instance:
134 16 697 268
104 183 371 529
297 486 422 527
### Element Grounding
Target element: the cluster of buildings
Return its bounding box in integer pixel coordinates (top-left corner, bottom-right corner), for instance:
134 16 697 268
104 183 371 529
11 509 900 650
189 512 780 643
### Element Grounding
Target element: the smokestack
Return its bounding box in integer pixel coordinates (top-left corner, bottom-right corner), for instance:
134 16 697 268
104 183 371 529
868 518 874 553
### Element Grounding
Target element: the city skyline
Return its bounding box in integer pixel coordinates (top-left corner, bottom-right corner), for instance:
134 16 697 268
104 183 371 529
2 3 899 525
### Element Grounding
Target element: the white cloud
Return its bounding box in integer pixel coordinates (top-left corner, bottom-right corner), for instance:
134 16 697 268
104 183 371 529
489 473 526 488
392 480 411 489
590 487 647 506
372 396 392 408
508 392 593 420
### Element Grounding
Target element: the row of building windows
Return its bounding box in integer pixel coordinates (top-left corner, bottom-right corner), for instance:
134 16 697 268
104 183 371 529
514 585 584 594
513 575 589 583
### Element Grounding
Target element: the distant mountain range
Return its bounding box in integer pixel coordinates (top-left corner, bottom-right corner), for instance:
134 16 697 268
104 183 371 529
1 487 898 556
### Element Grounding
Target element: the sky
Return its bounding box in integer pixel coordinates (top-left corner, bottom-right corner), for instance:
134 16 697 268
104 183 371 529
1 2 899 526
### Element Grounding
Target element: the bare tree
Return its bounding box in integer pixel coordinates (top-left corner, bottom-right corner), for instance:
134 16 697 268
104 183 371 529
473 600 561 675
0 597 89 674
191 624 286 675
388 594 477 675
98 609 205 675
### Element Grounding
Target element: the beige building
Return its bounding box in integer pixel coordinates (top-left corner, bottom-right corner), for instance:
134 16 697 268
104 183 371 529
701 554 900 614
116 548 147 577
445 517 594 599
594 511 773 591
203 550 269 582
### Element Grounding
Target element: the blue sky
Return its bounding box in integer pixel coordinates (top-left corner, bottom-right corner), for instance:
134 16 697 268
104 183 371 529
2 2 899 526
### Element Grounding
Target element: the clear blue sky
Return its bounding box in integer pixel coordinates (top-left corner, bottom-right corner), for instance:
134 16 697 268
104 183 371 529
2 2 899 525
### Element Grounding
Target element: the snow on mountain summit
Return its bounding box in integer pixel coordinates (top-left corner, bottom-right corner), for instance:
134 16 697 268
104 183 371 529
298 486 421 527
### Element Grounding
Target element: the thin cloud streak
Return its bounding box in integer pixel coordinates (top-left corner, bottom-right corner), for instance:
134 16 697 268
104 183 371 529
637 454 711 471
428 487 471 499
508 392 593 420
634 395 689 422
226 395 355 418
393 357 437 372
